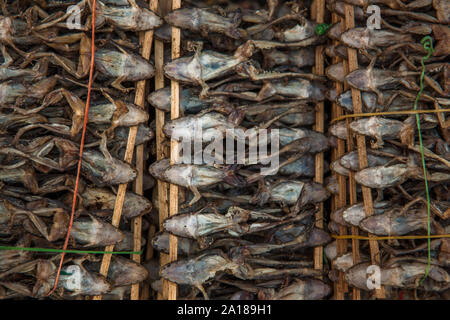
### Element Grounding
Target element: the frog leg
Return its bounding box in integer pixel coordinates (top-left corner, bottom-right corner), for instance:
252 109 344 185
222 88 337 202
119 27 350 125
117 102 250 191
259 108 298 129
0 260 40 280
0 0 8 15
33 6 77 31
182 187 202 208
0 45 13 68
36 88 85 137
5 40 27 57
110 75 134 93
98 131 114 162
252 82 273 101
26 52 87 78
107 100 129 138
196 284 209 300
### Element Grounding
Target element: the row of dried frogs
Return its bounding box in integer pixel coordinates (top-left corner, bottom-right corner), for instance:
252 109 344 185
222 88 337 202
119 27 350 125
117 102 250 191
0 0 162 299
325 0 449 299
146 0 334 300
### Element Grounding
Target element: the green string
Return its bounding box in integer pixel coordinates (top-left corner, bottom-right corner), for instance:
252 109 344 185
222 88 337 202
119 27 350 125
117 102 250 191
0 245 143 255
415 36 434 286
315 23 331 35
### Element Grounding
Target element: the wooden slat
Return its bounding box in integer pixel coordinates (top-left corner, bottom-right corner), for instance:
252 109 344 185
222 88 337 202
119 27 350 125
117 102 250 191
343 4 385 299
166 0 181 301
312 0 325 275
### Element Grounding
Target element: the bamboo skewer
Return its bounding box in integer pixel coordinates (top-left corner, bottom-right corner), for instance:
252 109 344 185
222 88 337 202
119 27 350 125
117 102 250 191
312 0 325 276
156 1 170 301
344 4 385 299
166 0 181 301
331 14 348 301
140 0 161 301
92 3 155 302
130 5 155 301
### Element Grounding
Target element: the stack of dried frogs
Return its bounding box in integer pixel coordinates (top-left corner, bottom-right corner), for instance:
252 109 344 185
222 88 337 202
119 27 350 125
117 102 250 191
0 0 160 299
326 0 450 299
148 0 332 300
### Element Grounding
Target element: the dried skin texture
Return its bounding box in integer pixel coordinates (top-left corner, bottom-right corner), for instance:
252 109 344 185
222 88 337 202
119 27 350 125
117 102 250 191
95 0 163 31
336 201 389 227
350 117 405 143
163 210 248 239
81 149 137 186
148 87 212 113
263 48 315 69
332 252 369 272
163 112 240 141
149 159 245 188
355 164 409 188
346 262 450 291
359 209 431 235
235 228 331 256
164 50 245 84
340 28 413 50
107 256 148 287
160 250 237 294
48 211 69 242
337 90 415 113
339 150 394 171
278 154 316 177
81 186 152 220
275 20 317 42
95 49 155 82
0 77 57 107
326 62 345 83
329 121 348 140
59 264 111 296
70 215 124 247
346 68 419 103
165 8 245 39
33 260 56 297
0 249 32 272
259 279 331 300
259 180 329 207
152 231 200 256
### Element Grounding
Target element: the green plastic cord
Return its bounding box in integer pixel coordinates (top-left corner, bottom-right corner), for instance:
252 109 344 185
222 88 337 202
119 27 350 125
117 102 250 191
315 23 331 35
0 245 143 255
415 36 434 286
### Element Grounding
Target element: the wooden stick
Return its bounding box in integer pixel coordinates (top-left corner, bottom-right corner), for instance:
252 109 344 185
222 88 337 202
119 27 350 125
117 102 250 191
344 4 385 299
92 6 155 303
166 0 181 301
130 2 155 301
331 13 348 300
312 0 325 276
154 1 170 300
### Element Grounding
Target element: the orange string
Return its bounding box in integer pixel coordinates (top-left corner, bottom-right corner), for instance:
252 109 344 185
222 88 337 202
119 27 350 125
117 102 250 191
48 0 96 296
